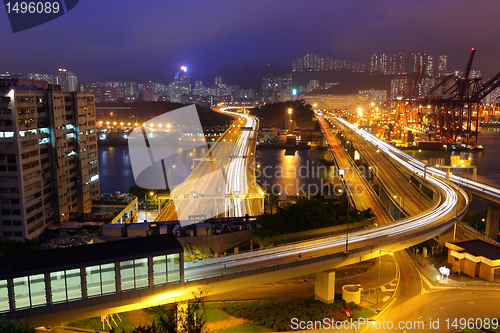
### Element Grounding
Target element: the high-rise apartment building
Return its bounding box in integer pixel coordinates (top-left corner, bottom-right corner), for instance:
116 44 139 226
0 79 100 240
58 69 79 92
369 53 400 75
389 52 406 75
438 55 448 76
293 53 365 73
411 53 425 74
27 73 56 85
412 53 441 77
379 54 388 75
426 55 434 77
390 77 409 99
0 72 22 79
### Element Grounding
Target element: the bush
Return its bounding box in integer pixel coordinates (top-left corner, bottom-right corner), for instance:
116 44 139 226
219 298 371 331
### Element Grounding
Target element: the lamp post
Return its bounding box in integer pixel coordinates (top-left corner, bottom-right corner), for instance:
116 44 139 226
345 180 350 254
288 108 293 131
168 165 176 182
378 250 393 305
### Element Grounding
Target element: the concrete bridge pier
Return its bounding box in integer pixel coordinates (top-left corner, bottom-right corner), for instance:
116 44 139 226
314 270 335 304
486 204 500 241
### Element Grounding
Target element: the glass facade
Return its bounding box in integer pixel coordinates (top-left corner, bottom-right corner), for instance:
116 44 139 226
13 274 46 309
0 280 9 312
153 255 167 286
2 252 181 312
50 269 82 303
86 265 101 297
29 274 46 307
120 260 135 291
167 254 181 283
13 276 29 309
134 258 148 289
50 271 66 303
101 263 116 295
120 258 149 291
66 269 82 300
86 264 116 297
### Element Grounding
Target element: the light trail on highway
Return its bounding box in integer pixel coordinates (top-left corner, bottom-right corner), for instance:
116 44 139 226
333 117 500 202
183 117 470 281
156 107 263 222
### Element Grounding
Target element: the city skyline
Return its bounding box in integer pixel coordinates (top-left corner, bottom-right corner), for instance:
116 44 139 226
1 0 500 82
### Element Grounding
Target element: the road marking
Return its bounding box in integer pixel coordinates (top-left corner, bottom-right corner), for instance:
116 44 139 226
431 309 442 318
403 250 419 289
396 252 409 288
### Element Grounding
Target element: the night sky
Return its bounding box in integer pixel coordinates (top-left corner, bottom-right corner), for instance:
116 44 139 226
1 0 500 82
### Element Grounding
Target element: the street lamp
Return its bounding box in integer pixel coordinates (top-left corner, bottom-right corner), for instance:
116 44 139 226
288 108 293 130
377 250 393 305
345 180 351 254
168 165 176 181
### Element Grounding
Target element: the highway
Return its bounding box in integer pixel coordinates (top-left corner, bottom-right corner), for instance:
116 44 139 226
156 107 263 222
333 117 500 205
151 112 469 286
327 117 435 217
319 117 392 223
15 115 474 327
170 114 468 281
183 172 468 283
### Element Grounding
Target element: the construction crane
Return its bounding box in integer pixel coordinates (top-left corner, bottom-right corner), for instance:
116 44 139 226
400 48 500 144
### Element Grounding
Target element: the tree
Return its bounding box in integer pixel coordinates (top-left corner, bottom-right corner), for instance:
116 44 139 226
264 188 279 213
0 239 38 257
251 100 316 128
125 288 209 333
0 316 36 333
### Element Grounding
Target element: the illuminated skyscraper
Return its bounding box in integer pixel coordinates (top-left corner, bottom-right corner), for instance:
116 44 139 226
58 69 78 92
170 67 191 103
261 74 291 102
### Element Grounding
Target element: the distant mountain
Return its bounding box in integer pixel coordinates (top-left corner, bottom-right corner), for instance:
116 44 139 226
293 71 418 94
118 72 174 84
